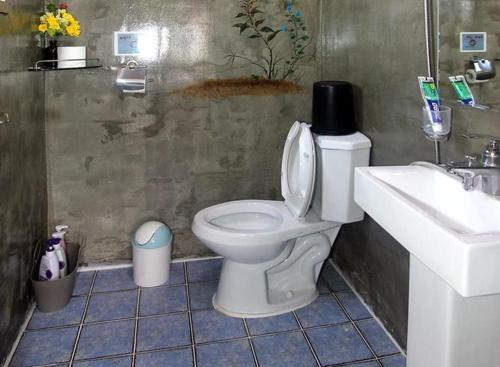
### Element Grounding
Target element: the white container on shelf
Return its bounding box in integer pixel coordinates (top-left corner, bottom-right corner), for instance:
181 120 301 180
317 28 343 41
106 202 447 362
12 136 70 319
57 46 86 69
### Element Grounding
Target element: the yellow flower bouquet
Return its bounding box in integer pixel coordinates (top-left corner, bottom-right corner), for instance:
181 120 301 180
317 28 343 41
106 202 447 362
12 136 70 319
37 2 80 38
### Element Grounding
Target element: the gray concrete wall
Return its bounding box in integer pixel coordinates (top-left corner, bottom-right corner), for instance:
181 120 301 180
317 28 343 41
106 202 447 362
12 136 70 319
439 0 500 151
45 0 321 263
320 0 431 349
0 0 46 362
321 0 500 350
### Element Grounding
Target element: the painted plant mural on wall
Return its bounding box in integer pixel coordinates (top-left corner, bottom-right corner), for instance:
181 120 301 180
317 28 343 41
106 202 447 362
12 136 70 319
228 0 313 81
176 0 315 98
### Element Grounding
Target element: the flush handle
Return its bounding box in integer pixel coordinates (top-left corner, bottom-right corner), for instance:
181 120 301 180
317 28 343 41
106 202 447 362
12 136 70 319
0 112 10 125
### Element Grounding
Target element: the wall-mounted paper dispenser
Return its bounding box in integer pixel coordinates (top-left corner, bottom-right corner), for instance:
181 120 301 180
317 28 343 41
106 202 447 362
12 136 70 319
116 60 147 94
465 57 496 84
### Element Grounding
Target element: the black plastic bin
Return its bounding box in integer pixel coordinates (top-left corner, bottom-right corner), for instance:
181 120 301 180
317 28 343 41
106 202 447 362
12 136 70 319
30 243 80 312
311 81 357 136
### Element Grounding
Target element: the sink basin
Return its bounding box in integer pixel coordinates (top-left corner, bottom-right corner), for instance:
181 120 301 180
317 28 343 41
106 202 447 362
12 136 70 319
355 162 500 297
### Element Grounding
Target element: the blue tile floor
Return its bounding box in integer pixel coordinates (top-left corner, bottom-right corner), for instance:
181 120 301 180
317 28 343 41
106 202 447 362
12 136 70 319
10 258 406 367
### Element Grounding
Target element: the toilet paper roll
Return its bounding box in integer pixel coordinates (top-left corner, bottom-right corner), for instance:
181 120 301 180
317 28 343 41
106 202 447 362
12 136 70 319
116 67 147 94
465 69 489 84
57 46 86 69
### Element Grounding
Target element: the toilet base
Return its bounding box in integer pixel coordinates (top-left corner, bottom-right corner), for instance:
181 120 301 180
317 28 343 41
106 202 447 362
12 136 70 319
211 229 339 318
213 292 319 319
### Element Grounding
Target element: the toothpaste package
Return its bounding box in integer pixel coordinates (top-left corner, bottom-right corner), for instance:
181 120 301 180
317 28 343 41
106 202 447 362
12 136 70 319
418 76 442 127
449 75 474 105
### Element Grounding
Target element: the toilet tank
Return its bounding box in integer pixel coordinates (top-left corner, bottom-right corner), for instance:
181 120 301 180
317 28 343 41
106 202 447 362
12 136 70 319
311 132 371 223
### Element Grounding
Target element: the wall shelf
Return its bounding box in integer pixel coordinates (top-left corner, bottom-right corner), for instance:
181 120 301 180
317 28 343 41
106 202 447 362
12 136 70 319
28 58 102 72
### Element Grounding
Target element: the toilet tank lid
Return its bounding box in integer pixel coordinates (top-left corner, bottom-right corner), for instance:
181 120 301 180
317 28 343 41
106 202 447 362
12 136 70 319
313 132 372 150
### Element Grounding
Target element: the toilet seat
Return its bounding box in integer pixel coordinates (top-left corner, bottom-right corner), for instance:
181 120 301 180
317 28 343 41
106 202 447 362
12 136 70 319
281 121 316 218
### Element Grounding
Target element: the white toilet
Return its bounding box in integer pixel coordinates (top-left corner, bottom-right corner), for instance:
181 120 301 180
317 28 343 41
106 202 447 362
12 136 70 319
192 121 371 318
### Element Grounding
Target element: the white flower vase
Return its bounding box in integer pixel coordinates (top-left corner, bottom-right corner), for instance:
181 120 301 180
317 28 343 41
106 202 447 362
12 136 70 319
57 46 86 69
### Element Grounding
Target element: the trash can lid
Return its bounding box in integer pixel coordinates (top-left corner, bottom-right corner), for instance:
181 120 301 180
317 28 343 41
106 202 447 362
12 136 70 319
132 221 172 249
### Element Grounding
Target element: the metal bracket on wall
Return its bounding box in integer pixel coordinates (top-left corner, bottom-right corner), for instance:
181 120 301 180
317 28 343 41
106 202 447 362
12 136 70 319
0 112 10 124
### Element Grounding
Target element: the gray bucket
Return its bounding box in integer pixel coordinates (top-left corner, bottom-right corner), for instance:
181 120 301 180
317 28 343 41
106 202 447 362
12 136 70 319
30 243 81 312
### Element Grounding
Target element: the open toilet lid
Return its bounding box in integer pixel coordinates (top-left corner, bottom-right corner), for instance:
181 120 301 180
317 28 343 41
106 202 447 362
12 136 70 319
281 121 316 218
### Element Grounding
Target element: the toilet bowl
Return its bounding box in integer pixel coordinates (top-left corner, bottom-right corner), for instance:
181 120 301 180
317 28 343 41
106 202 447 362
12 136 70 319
192 121 371 317
193 200 336 264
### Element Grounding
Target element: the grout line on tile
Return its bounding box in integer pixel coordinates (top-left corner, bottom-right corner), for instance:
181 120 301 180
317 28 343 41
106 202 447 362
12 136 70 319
328 287 380 363
131 286 141 366
3 302 36 367
20 311 362 336
48 353 134 367
68 271 97 366
323 356 382 367
292 311 322 367
328 259 407 357
77 256 222 272
242 319 260 367
183 261 198 367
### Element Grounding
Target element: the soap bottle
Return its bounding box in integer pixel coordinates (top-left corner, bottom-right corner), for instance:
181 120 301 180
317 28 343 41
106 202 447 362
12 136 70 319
39 246 60 281
52 224 69 250
49 238 67 278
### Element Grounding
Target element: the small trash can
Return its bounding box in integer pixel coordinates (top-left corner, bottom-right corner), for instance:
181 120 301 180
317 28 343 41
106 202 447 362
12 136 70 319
132 221 172 287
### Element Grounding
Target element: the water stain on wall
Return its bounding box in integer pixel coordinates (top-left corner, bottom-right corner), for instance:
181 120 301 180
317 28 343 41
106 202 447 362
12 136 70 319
98 120 127 144
171 78 305 98
84 156 94 172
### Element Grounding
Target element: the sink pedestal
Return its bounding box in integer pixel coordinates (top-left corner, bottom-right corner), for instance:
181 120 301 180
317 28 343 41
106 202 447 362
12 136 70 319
407 255 500 367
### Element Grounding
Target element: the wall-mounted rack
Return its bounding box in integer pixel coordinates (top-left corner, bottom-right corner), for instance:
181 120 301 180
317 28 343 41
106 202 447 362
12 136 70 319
28 58 102 71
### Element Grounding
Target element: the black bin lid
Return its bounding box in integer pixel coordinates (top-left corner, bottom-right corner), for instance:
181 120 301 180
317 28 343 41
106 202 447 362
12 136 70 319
311 81 356 136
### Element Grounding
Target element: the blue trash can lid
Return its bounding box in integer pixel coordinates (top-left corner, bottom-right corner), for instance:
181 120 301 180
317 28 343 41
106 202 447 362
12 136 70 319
132 221 172 249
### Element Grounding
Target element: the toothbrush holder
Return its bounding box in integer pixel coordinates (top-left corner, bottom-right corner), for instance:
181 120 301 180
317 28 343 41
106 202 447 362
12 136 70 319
421 105 452 142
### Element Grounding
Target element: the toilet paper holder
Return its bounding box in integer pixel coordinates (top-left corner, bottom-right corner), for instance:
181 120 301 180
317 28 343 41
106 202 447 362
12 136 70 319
116 60 147 94
465 57 496 84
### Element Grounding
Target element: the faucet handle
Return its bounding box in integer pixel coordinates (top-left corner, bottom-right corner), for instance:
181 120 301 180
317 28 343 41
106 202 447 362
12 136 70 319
465 154 479 166
482 140 500 167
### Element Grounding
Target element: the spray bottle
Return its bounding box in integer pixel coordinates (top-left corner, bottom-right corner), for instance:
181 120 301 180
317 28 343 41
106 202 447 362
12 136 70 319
39 245 60 281
48 238 67 278
52 225 69 250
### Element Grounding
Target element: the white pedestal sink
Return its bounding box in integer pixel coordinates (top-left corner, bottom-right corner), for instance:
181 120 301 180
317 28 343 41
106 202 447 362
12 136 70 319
355 162 500 367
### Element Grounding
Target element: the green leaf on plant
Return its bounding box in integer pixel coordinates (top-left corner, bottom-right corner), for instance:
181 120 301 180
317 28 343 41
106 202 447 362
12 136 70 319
255 19 265 27
235 12 246 18
248 34 260 39
239 24 249 34
302 36 309 41
233 23 246 28
251 9 264 14
267 31 280 42
260 26 274 33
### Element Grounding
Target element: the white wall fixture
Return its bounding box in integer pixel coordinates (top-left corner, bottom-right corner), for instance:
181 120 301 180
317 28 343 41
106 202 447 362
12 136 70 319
460 32 487 53
355 163 500 367
57 46 86 68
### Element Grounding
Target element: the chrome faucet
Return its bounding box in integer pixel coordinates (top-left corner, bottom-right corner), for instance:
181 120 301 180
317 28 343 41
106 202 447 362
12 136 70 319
445 135 500 195
447 167 500 195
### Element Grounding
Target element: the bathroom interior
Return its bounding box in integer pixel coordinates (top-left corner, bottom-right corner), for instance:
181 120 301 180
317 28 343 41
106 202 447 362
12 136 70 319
2 0 500 366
